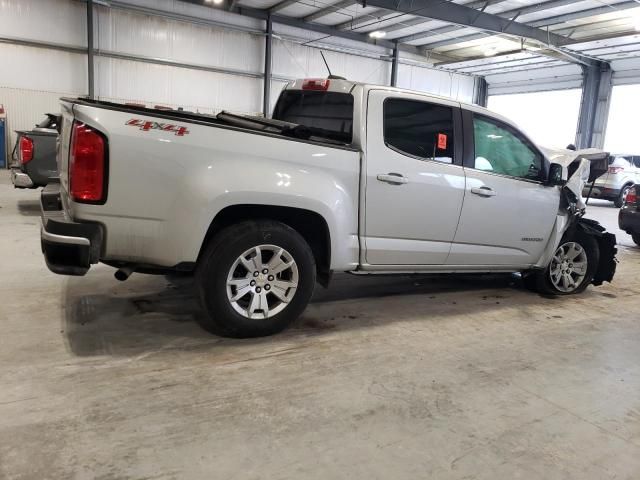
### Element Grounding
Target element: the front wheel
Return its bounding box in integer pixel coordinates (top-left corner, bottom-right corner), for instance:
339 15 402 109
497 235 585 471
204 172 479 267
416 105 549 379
196 220 316 338
524 230 599 295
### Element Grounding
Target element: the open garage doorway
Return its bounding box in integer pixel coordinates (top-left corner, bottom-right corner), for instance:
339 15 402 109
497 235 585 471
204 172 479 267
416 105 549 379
605 84 640 154
488 89 582 149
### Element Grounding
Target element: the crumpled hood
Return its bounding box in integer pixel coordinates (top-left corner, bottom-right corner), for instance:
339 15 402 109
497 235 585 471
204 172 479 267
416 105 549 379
541 146 610 210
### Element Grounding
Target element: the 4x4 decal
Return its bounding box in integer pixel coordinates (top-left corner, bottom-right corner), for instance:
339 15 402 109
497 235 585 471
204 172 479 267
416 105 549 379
126 119 189 136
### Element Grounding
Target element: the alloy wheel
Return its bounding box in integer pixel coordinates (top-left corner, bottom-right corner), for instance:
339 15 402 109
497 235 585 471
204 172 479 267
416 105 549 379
549 242 588 293
226 244 299 319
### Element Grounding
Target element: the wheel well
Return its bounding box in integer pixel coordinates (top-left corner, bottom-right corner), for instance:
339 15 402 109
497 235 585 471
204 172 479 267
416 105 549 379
200 204 332 287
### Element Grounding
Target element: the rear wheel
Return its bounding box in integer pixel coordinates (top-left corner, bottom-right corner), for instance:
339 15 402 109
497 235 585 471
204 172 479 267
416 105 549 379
614 185 633 208
524 230 599 295
196 220 316 338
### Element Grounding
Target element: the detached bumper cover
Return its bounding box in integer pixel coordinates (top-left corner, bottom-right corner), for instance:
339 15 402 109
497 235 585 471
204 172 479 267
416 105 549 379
578 218 617 286
40 184 103 276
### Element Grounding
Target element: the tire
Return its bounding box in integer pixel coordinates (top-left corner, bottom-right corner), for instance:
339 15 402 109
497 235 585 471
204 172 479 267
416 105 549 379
195 220 316 338
524 229 599 296
614 185 633 208
632 233 640 247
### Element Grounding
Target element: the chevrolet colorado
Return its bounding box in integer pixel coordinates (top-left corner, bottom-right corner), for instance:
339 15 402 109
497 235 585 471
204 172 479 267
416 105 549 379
41 78 617 337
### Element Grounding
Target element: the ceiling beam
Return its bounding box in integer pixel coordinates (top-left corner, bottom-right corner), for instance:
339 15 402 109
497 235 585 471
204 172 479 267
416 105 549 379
420 1 639 50
398 0 580 44
303 0 358 22
336 9 409 31
334 0 507 34
269 0 299 13
236 5 457 63
358 0 572 47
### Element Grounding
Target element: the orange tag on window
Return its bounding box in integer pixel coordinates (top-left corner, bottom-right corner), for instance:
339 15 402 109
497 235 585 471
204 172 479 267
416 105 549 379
438 133 448 150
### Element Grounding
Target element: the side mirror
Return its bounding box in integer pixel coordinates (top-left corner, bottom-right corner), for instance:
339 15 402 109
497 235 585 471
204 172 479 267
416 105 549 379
547 163 566 186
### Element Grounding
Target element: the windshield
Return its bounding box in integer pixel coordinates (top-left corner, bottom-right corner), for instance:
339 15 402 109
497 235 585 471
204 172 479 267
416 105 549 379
272 90 354 143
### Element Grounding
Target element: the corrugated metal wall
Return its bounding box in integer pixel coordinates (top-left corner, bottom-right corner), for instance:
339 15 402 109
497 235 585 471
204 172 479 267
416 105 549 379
0 0 478 160
486 64 584 96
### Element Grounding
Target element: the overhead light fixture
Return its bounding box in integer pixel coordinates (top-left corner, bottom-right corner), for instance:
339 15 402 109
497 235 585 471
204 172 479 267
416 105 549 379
369 31 387 39
205 0 224 4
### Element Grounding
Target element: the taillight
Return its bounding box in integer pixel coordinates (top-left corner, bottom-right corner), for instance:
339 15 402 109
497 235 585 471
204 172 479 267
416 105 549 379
609 166 624 174
19 136 34 164
302 78 330 91
69 122 107 203
625 188 637 206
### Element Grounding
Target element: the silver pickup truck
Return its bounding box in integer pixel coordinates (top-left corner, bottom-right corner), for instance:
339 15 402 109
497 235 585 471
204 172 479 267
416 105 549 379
40 78 616 337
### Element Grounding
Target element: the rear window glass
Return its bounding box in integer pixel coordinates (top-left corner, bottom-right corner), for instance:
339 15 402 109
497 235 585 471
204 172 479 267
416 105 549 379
272 90 354 143
37 115 59 130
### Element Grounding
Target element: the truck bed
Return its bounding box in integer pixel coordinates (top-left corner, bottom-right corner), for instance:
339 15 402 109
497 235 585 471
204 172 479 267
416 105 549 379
63 98 358 151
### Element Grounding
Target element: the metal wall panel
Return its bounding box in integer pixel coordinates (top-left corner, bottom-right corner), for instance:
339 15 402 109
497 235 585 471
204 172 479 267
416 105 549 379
0 87 76 155
96 7 264 75
0 44 87 93
0 0 86 46
272 38 389 85
95 57 263 114
396 63 476 102
486 64 583 95
611 58 640 86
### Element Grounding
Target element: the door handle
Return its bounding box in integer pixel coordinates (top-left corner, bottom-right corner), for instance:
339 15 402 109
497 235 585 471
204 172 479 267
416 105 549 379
470 186 496 197
377 173 408 185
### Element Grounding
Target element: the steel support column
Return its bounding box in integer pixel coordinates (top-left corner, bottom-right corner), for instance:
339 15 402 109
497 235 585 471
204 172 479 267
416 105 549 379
473 76 488 107
390 42 399 87
263 15 273 117
575 62 612 149
87 0 95 99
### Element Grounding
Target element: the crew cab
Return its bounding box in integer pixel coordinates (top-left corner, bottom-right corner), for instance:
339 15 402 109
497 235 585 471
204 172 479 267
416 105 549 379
41 78 617 337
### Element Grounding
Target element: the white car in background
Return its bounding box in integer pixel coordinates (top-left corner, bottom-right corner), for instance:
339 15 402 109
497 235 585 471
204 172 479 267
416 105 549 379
583 155 640 207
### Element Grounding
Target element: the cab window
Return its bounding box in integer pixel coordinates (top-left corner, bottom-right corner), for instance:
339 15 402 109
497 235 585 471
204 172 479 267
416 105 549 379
384 98 454 164
473 115 543 181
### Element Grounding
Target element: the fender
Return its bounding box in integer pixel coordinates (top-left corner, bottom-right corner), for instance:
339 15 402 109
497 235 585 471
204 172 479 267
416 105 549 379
576 218 617 286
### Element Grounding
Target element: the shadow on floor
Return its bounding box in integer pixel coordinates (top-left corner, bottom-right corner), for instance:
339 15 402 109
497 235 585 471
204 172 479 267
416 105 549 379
17 199 41 216
61 270 562 359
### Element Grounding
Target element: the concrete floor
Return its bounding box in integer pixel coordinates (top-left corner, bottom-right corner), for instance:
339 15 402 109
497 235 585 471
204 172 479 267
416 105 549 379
2 170 640 480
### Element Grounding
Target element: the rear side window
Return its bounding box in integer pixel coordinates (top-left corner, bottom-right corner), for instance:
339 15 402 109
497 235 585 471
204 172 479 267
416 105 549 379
383 98 454 164
473 115 543 181
272 90 353 143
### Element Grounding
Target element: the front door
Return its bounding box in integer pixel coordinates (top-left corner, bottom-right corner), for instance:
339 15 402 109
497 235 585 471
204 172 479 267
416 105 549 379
364 90 466 265
448 111 559 266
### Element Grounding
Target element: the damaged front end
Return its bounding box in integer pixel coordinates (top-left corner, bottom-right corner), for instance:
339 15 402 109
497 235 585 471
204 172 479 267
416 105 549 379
543 147 618 286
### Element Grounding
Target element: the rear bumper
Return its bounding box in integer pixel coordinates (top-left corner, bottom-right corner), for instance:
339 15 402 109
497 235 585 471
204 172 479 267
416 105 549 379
11 169 34 189
40 184 103 276
619 206 640 234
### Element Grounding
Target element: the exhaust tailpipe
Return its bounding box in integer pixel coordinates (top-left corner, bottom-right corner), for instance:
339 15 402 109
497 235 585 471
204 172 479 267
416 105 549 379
114 266 135 281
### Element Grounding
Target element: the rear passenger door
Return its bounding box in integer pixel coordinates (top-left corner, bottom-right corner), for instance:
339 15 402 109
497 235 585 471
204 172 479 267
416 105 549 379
364 90 466 265
448 110 559 267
